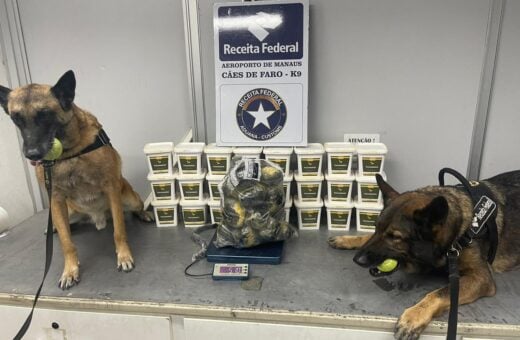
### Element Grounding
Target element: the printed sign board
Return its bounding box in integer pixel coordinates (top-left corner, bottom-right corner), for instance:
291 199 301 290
214 0 309 146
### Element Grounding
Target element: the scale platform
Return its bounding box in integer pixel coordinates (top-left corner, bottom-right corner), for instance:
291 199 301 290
206 233 284 265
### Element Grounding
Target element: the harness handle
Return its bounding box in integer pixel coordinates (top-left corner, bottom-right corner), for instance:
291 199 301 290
438 167 473 188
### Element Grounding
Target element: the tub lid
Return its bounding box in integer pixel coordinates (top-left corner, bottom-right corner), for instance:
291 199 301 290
174 142 205 153
293 196 323 208
207 199 221 207
283 171 294 181
354 201 384 210
146 171 178 181
284 196 293 207
180 195 208 206
324 173 355 181
206 173 226 181
204 143 232 154
324 196 354 208
232 146 263 154
263 147 294 155
177 169 207 180
355 171 387 183
151 198 179 206
294 143 324 155
147 170 177 181
143 142 174 154
294 171 324 182
356 143 388 154
324 142 356 153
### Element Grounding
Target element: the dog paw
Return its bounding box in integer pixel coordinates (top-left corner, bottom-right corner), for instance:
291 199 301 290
394 308 429 340
328 235 363 249
117 252 135 272
58 265 80 290
135 210 154 223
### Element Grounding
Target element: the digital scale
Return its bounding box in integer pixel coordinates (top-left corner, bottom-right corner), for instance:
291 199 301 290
206 232 284 281
212 263 249 281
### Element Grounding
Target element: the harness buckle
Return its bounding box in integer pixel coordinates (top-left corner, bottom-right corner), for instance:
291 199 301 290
469 180 480 187
42 160 56 168
447 244 460 258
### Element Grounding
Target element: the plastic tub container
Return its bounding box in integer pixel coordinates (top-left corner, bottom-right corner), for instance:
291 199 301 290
283 172 294 200
295 171 324 202
284 196 293 222
356 172 386 205
294 143 324 176
356 143 388 176
180 197 208 227
355 202 383 232
294 197 323 230
232 146 263 160
263 147 293 176
324 196 354 230
175 142 205 175
143 142 174 175
147 171 177 201
207 199 222 224
177 170 206 201
206 173 225 201
325 173 355 202
324 142 356 176
151 198 179 227
205 143 233 176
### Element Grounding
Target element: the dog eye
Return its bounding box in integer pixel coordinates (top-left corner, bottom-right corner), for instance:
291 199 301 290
35 109 54 124
388 233 403 240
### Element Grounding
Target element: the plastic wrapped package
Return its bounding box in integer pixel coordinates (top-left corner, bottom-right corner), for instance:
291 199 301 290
215 158 297 248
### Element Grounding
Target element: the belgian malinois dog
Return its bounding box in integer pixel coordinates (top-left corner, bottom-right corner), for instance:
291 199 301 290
0 71 153 289
329 171 520 339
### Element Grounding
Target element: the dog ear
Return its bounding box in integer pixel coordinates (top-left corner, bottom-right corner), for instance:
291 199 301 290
51 70 76 111
0 85 11 114
413 196 449 227
376 174 399 205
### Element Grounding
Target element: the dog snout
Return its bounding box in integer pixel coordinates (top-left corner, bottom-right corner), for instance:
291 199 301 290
353 251 372 267
25 147 44 161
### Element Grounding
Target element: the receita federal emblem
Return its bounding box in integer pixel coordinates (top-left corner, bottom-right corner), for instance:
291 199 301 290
236 88 287 141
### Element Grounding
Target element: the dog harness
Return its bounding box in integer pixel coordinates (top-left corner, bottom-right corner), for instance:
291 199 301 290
438 167 499 340
14 129 112 340
52 128 112 163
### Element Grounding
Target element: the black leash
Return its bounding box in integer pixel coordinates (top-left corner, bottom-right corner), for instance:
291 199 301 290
13 129 112 339
13 163 54 340
438 168 498 340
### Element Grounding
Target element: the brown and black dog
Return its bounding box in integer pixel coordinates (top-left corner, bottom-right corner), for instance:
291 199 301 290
329 171 520 339
0 71 153 289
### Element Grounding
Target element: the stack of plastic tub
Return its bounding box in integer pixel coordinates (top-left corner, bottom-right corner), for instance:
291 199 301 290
175 142 207 227
144 142 179 227
323 142 356 230
264 147 294 222
293 143 324 230
354 143 388 232
204 144 232 225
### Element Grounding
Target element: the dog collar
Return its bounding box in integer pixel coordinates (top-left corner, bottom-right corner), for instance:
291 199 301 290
42 129 112 167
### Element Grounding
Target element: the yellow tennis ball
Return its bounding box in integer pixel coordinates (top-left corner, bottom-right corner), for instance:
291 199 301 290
43 138 63 161
377 258 398 273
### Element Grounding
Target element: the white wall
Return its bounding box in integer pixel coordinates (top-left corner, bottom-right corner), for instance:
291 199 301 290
15 0 193 198
480 0 520 178
197 0 491 191
0 41 35 228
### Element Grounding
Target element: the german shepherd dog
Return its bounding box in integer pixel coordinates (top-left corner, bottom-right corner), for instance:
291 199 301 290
0 71 153 289
329 172 520 339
